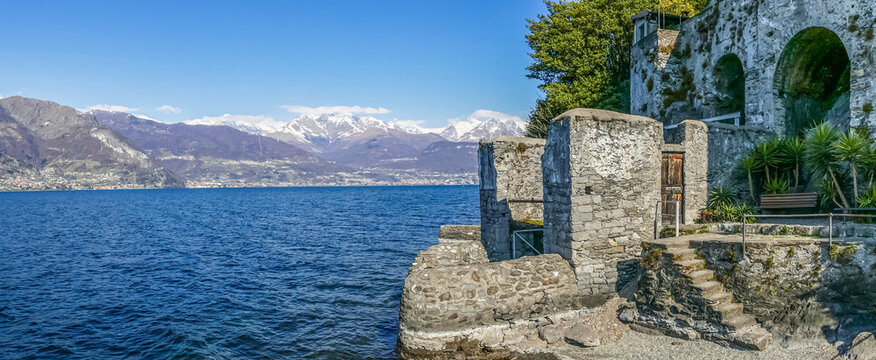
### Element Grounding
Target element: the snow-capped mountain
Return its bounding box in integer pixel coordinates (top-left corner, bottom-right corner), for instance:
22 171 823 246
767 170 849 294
440 117 527 142
184 111 526 145
184 114 285 135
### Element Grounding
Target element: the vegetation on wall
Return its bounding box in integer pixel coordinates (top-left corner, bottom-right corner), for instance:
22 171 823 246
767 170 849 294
525 0 709 138
731 123 876 210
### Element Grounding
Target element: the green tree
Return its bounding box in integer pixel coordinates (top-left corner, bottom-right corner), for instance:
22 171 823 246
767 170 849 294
738 155 759 203
525 0 708 138
835 129 870 203
804 123 850 208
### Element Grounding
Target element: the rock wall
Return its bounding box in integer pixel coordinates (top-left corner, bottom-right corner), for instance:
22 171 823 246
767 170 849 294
631 0 876 132
398 242 601 358
691 238 876 347
542 109 662 298
478 136 545 261
662 120 709 224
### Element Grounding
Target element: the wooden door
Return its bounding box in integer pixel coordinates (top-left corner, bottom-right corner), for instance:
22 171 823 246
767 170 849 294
661 153 684 225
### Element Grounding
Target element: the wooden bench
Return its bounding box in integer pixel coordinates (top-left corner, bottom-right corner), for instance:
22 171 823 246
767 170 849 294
760 193 818 210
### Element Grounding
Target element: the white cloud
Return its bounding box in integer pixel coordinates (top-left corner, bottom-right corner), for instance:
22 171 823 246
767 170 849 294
156 105 182 114
281 105 391 116
82 104 138 113
464 109 524 123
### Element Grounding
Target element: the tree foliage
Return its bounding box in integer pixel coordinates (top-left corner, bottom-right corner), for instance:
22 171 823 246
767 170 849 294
525 0 708 138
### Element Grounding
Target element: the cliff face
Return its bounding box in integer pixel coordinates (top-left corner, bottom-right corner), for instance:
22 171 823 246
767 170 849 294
0 96 181 190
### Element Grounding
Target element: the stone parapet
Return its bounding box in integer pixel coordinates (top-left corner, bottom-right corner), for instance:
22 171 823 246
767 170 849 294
479 136 546 261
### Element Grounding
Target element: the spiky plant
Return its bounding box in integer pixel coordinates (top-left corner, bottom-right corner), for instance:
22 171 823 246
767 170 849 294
708 187 735 209
738 155 759 202
752 139 781 182
863 146 876 189
804 123 849 208
764 177 788 194
835 129 870 203
778 137 805 190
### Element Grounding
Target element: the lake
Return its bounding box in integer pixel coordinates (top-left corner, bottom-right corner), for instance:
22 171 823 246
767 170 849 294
0 186 479 359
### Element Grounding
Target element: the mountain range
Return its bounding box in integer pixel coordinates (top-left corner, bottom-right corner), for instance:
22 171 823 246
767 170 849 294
0 96 527 190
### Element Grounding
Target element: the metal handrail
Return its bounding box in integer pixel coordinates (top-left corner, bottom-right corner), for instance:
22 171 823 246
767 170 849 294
511 229 543 259
664 112 741 129
654 200 680 239
740 213 876 260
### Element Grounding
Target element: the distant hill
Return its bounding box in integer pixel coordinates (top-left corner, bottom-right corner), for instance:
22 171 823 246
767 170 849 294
0 96 524 190
93 111 350 185
0 96 180 190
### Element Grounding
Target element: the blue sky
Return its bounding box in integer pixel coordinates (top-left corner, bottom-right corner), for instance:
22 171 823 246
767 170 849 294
0 0 546 127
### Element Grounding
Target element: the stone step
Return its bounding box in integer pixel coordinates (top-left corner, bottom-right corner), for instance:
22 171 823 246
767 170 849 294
715 302 744 319
692 281 723 296
703 290 732 305
675 259 705 272
732 326 772 351
687 269 715 283
723 314 757 331
645 239 689 250
670 248 698 261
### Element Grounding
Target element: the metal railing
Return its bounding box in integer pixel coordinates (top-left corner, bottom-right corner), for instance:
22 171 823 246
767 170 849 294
740 213 876 260
664 112 741 129
654 200 680 239
511 229 543 259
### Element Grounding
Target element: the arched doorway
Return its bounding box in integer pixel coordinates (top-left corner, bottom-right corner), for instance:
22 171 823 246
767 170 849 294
774 27 850 137
713 53 745 123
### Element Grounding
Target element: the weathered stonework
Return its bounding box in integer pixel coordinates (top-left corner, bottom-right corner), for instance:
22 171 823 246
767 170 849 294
632 0 876 189
662 120 709 224
542 109 662 298
690 237 876 348
479 136 545 261
633 0 876 130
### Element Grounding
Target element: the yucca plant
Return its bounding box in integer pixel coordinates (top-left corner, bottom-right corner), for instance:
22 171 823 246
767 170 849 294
857 186 876 208
764 177 788 194
863 146 876 189
835 129 870 203
738 155 759 202
752 139 781 182
708 187 735 209
778 137 805 190
804 123 849 208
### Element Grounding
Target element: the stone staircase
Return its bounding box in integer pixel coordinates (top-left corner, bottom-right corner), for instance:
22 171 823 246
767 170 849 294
644 239 772 350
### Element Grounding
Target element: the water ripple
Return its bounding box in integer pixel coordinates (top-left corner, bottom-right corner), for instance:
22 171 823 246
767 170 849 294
0 186 478 359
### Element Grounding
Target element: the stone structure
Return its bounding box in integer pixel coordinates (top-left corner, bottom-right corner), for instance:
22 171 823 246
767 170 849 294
397 226 606 358
631 0 876 188
542 109 663 298
632 234 876 351
478 136 545 261
662 120 709 224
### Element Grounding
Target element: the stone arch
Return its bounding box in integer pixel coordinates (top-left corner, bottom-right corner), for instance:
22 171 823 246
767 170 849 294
773 27 851 137
712 53 745 123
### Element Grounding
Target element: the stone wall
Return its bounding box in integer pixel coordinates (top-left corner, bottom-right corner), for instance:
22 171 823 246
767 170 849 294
631 0 876 133
398 248 603 358
542 109 662 298
479 136 546 261
704 124 774 195
691 238 876 347
662 120 709 224
400 254 580 333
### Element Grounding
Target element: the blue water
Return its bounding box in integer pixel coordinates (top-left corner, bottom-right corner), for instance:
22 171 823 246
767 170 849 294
0 186 479 359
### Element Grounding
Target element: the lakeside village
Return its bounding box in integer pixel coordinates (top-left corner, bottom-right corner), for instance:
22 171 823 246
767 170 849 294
397 0 876 359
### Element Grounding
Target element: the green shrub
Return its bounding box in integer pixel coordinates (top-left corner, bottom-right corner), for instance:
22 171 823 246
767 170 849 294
764 177 788 194
708 187 735 209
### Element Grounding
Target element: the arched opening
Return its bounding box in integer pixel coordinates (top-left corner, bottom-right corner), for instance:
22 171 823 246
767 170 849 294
713 53 745 123
774 27 850 137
